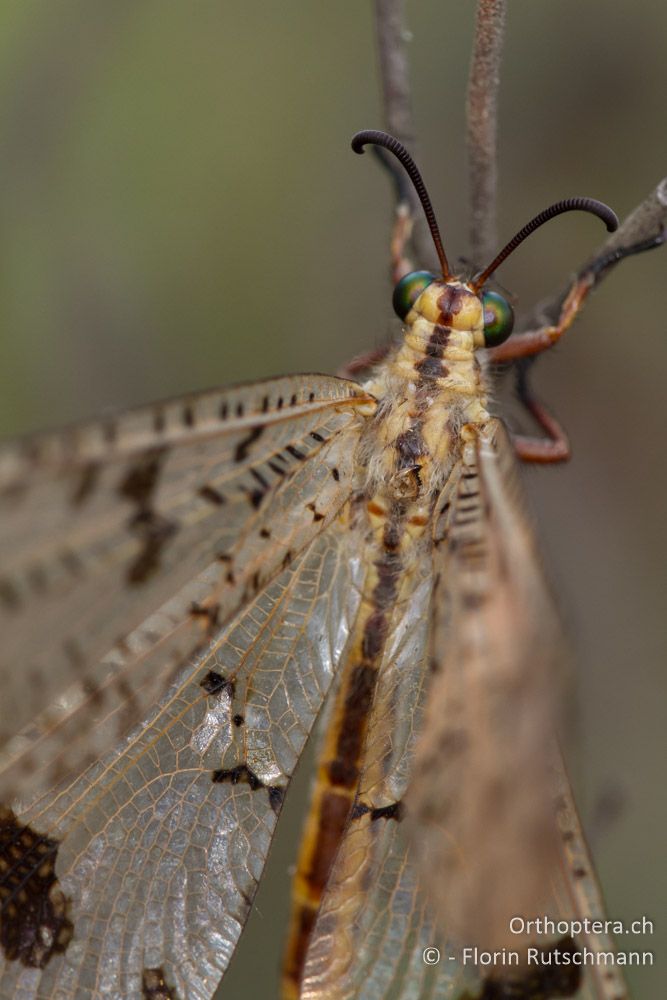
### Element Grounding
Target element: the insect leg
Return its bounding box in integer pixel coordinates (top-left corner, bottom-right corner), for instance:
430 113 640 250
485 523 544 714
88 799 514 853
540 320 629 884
493 228 665 460
511 360 570 464
489 227 666 365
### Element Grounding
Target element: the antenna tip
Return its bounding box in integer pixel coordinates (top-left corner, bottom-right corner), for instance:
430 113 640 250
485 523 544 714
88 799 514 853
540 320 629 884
351 131 371 154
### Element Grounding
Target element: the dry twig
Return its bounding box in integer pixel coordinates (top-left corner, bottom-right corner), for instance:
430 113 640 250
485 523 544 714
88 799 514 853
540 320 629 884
467 0 506 265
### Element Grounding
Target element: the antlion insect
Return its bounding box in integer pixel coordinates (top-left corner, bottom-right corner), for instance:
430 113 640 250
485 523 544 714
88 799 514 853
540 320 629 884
0 4 665 1000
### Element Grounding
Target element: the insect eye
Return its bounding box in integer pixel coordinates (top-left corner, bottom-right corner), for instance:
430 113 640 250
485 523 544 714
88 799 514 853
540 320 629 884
481 290 514 346
392 270 437 320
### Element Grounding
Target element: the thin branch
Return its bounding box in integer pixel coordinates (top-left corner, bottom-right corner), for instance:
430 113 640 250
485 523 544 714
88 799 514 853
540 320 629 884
374 0 435 270
519 178 667 331
466 0 507 265
375 0 414 145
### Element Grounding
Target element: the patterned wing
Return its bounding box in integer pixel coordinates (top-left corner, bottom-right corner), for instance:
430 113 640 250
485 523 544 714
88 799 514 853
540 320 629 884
0 374 374 805
0 506 365 999
299 421 625 1000
407 419 627 999
298 545 465 1000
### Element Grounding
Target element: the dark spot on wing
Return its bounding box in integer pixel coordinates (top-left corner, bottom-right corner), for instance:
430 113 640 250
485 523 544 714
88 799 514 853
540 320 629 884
234 425 264 463
233 714 244 727
259 527 271 538
247 489 265 509
199 484 226 506
182 404 195 428
81 674 104 707
250 468 270 490
0 806 73 968
351 800 403 822
118 447 166 507
212 763 263 789
126 511 179 585
306 502 324 522
119 447 179 582
268 786 285 814
309 431 325 443
190 602 220 630
331 467 340 482
212 764 284 812
70 461 100 506
142 967 179 1000
199 670 233 697
286 444 306 461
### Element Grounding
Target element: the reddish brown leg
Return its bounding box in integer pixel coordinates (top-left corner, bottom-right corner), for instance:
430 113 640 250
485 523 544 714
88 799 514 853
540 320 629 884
489 272 594 364
513 393 571 463
494 227 665 459
490 227 666 365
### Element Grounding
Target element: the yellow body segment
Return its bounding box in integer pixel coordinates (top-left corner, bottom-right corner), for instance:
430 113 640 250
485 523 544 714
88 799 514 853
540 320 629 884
282 280 494 997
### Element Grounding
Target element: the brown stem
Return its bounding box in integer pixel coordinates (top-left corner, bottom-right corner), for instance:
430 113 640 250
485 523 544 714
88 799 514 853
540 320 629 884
374 0 435 270
466 0 507 266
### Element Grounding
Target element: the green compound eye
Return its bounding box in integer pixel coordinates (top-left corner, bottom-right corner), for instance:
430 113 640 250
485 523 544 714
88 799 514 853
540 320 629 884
481 289 514 346
392 270 437 320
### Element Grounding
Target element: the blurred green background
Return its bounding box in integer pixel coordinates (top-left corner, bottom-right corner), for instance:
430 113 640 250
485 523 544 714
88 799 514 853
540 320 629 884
0 1 664 996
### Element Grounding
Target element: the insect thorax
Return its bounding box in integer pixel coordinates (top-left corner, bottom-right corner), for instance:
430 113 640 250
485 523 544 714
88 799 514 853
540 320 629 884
361 279 491 502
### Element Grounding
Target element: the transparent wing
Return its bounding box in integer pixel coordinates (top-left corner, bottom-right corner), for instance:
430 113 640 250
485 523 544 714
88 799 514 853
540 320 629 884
299 540 469 1000
0 507 365 1000
0 374 374 804
407 419 627 999
300 421 625 1000
408 419 564 955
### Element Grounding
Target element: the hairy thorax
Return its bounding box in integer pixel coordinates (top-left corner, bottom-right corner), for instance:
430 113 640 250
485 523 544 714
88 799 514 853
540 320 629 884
360 280 492 504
